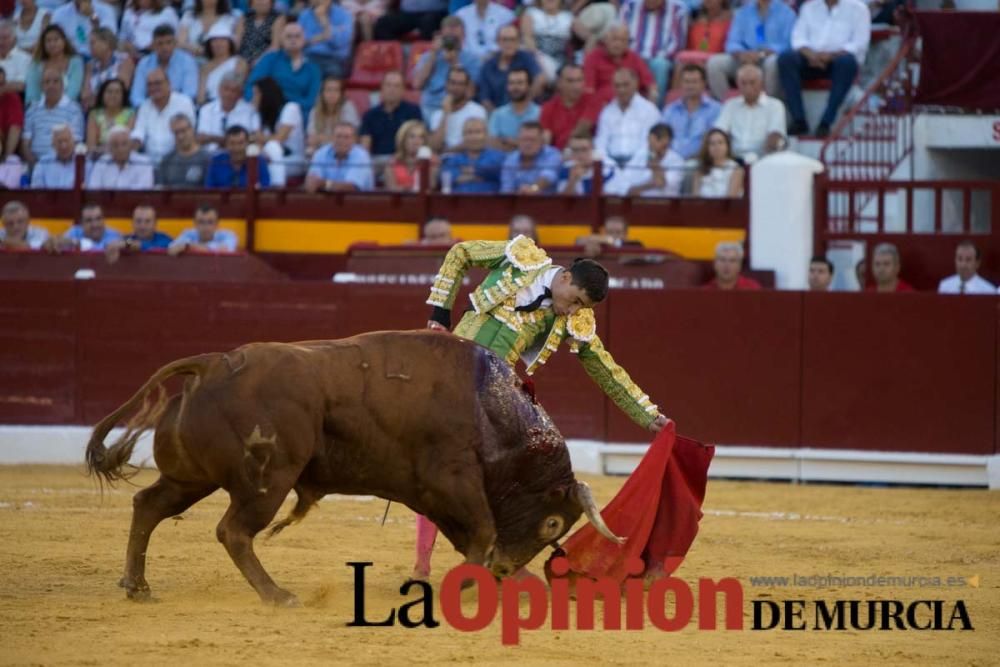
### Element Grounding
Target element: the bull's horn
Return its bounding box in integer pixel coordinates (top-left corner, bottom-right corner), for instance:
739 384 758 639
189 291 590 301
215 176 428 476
573 482 625 544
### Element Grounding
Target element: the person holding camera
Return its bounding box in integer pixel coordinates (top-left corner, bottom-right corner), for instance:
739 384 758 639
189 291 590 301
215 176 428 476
411 16 481 121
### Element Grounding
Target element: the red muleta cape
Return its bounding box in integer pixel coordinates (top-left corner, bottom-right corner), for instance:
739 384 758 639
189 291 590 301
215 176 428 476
558 421 714 583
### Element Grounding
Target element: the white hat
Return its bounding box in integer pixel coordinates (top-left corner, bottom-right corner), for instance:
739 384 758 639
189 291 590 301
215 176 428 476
203 22 235 45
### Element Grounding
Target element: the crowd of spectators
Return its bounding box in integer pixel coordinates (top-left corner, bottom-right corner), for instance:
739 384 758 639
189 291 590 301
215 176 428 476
0 0 884 195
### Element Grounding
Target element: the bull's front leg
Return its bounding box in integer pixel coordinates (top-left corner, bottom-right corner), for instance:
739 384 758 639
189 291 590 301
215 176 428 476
423 463 498 570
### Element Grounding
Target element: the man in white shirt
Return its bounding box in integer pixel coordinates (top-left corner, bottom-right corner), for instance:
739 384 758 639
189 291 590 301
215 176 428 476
429 66 487 151
86 127 155 190
456 0 515 61
0 200 49 250
594 67 661 166
130 68 196 164
0 21 30 92
50 0 118 57
605 123 685 197
714 63 786 159
938 241 995 295
30 124 77 189
778 0 871 137
196 72 262 151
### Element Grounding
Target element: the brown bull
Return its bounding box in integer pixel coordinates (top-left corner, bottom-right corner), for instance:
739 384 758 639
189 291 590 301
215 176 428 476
86 330 621 605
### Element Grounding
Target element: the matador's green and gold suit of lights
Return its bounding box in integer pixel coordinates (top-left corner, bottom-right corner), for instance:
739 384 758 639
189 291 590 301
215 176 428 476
426 236 659 429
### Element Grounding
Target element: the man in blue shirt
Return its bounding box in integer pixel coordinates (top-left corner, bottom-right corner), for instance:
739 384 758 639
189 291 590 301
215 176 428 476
439 117 504 193
500 121 561 194
706 0 795 100
557 132 617 195
486 68 540 151
298 0 355 77
45 203 122 253
205 126 272 188
168 204 239 255
661 64 721 159
131 25 199 108
305 123 374 192
412 16 481 120
477 25 543 112
359 71 423 158
105 204 173 263
246 22 323 118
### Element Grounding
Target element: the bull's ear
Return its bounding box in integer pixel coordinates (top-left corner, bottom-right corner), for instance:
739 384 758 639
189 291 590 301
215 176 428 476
546 486 569 502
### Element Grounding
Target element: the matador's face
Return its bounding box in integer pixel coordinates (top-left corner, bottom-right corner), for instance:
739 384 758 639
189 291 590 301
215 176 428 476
550 270 594 318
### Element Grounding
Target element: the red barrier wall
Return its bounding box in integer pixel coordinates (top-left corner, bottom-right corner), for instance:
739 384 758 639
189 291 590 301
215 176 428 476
1 280 997 455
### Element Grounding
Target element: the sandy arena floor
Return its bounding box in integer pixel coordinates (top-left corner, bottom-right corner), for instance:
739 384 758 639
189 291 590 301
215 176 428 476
0 465 997 666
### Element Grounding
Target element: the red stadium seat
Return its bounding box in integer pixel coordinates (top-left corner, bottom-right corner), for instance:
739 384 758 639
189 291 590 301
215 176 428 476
347 41 404 90
406 41 434 89
346 88 374 115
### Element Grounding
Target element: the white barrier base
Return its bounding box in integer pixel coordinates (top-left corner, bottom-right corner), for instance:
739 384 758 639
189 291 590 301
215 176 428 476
1 426 996 489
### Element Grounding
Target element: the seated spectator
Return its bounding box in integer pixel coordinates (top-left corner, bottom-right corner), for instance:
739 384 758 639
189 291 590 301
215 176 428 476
104 204 173 263
131 25 199 108
0 65 23 160
45 203 122 252
682 0 731 58
252 76 306 184
938 241 995 295
500 121 561 194
196 72 261 151
373 0 448 41
0 20 32 94
14 1 51 54
540 64 599 150
439 117 505 193
307 76 360 158
158 113 212 186
239 0 285 66
168 204 238 255
418 216 455 245
50 1 118 59
854 257 866 291
205 125 272 188
305 122 374 192
487 68 540 151
508 213 537 242
86 126 154 189
197 23 248 105
81 29 135 111
868 242 914 293
298 0 354 78
413 17 481 121
521 0 574 81
619 0 687 106
25 24 84 104
572 0 619 53
662 64 720 159
130 67 196 163
246 22 322 119
180 0 244 58
0 200 49 250
703 241 761 290
706 0 794 101
85 78 135 156
456 0 515 62
557 130 617 195
779 0 870 137
582 23 655 105
606 122 684 197
477 26 544 113
576 215 643 256
713 63 786 160
30 123 76 188
342 0 388 43
594 67 660 166
692 128 744 198
21 67 84 168
808 255 834 291
428 66 487 152
385 120 438 192
359 71 422 165
118 0 180 59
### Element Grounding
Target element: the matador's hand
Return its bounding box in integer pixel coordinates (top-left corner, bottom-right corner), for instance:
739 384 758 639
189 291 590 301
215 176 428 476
648 414 668 433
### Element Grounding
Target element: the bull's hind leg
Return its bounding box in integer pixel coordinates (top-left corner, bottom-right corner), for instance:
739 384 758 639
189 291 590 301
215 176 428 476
216 471 303 606
121 476 217 600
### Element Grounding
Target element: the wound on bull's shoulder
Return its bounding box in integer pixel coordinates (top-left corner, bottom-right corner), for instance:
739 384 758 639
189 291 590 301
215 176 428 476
244 425 277 494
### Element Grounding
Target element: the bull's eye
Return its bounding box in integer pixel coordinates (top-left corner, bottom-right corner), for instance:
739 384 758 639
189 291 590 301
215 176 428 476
540 515 565 539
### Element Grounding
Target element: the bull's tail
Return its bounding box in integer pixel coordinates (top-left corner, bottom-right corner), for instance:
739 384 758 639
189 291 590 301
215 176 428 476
85 353 221 486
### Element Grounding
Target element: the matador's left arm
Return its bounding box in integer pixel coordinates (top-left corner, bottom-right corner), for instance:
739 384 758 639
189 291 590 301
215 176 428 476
577 334 661 429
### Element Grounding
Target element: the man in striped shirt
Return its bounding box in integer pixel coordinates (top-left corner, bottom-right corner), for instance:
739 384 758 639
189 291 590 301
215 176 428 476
20 66 84 168
619 0 689 106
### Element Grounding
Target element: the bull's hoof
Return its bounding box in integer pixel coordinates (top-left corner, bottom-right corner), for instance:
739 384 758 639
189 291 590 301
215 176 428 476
125 586 152 602
268 590 301 608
